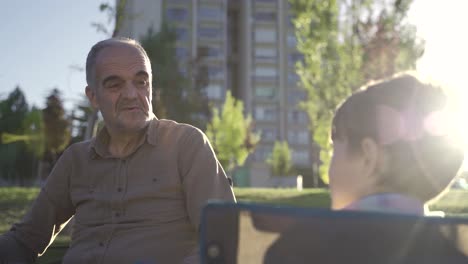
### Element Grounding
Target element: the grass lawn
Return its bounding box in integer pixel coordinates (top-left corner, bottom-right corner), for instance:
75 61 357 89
1 187 468 263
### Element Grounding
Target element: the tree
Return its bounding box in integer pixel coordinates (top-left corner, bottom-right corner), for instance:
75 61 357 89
42 89 70 171
290 0 423 183
0 87 40 184
267 141 293 177
21 107 45 159
0 87 29 135
70 95 96 144
205 91 260 175
141 24 211 130
92 0 128 38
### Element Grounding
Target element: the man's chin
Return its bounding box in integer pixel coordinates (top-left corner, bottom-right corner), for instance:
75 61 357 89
116 118 150 133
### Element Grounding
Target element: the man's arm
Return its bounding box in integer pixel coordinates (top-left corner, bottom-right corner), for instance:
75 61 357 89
0 233 36 263
0 148 75 262
178 127 236 264
178 127 236 230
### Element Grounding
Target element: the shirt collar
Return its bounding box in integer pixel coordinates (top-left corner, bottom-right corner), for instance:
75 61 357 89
89 113 159 159
343 193 425 215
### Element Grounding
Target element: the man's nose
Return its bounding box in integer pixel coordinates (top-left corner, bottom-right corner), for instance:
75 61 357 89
122 81 138 98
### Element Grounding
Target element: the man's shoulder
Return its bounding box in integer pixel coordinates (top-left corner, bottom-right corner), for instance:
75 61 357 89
63 139 94 156
153 119 204 140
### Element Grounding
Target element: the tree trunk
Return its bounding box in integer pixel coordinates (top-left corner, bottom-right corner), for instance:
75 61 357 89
84 110 98 140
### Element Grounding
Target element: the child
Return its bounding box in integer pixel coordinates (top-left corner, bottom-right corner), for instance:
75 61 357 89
329 74 464 215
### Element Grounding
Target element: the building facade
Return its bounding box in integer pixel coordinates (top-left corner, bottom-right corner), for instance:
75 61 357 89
118 0 320 187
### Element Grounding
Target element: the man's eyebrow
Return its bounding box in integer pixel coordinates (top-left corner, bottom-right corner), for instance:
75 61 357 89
102 75 123 86
135 71 149 78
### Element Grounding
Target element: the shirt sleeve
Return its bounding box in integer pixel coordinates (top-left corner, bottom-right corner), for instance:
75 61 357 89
7 147 75 257
0 233 36 263
178 127 236 230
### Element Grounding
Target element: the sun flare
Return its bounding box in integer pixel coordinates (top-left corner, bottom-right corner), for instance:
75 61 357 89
409 0 468 170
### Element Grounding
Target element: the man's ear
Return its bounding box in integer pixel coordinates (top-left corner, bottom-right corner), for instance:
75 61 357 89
85 86 99 110
360 138 380 178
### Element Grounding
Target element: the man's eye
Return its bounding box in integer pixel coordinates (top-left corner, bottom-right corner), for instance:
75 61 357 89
107 82 122 89
137 80 148 87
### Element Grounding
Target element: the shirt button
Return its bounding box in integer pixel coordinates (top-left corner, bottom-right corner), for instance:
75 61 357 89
115 212 120 217
117 187 122 192
99 242 104 247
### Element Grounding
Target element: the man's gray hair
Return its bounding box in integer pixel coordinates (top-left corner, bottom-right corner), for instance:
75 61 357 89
85 37 151 86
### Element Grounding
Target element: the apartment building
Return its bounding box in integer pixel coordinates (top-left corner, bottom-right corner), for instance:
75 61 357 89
118 0 320 187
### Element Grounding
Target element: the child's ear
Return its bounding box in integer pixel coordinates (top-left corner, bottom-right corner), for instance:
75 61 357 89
360 138 381 178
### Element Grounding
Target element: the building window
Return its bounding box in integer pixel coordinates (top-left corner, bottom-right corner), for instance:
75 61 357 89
254 0 277 7
288 90 306 105
207 66 224 80
254 47 277 62
255 106 277 122
175 47 189 61
166 7 189 22
288 53 304 68
205 83 223 99
292 149 310 165
253 145 274 162
287 32 297 47
288 109 308 124
254 11 276 22
169 0 191 4
255 85 275 98
254 27 277 43
199 45 224 60
254 66 277 80
175 27 189 42
288 14 295 28
288 72 300 85
198 26 223 40
288 130 309 145
259 127 277 142
199 6 224 22
180 66 188 78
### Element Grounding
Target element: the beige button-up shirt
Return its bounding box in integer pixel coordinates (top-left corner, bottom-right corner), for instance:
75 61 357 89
8 117 236 263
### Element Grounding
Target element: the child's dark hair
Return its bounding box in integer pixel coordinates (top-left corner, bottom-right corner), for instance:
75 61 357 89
332 74 464 202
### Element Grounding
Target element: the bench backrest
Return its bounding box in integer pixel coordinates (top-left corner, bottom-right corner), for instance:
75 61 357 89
200 202 468 264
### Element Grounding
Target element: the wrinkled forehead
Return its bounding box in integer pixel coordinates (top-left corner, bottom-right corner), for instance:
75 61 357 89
95 44 152 77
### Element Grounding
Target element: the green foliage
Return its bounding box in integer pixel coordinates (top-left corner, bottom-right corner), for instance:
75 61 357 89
267 141 293 177
291 0 362 183
0 87 40 184
0 87 29 135
70 96 95 143
206 91 260 173
22 107 45 159
42 89 70 158
93 0 128 37
140 24 211 129
290 0 423 183
234 188 331 208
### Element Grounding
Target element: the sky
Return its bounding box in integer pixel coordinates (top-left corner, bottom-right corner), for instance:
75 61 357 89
409 0 468 98
0 0 109 110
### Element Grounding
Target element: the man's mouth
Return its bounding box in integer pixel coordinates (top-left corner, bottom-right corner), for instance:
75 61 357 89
122 106 142 112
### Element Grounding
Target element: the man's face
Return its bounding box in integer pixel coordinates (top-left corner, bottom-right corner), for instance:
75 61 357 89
86 44 153 134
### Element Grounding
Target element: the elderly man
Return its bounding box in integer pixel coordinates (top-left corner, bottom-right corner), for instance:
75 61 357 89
0 37 236 263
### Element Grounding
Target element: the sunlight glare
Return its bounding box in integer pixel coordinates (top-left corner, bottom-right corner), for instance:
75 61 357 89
409 0 468 170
